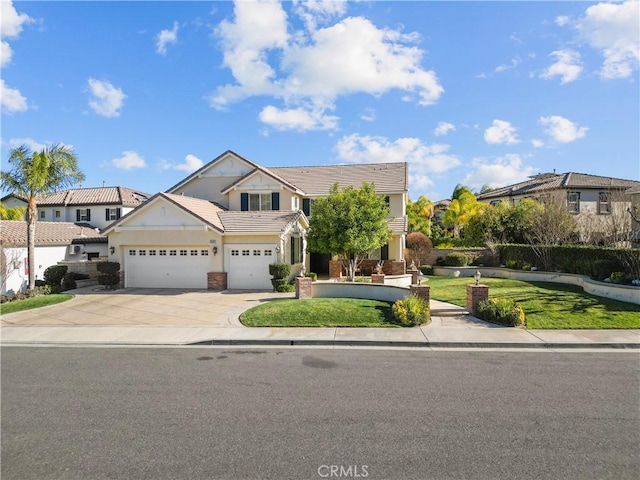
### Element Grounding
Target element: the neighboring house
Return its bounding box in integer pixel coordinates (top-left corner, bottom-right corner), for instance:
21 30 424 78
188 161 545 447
476 172 640 244
103 150 408 290
627 185 640 244
1 186 149 231
0 220 107 295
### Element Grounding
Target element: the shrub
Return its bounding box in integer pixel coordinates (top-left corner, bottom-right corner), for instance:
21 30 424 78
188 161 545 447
444 252 469 267
305 272 318 282
62 272 77 291
269 263 291 280
590 259 621 281
475 298 525 327
43 265 68 287
35 279 47 287
419 265 433 275
505 259 519 269
521 263 532 271
406 232 433 267
392 295 430 327
610 272 627 284
97 262 120 289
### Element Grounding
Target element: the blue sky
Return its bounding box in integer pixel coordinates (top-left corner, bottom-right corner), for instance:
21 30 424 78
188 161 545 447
2 0 639 202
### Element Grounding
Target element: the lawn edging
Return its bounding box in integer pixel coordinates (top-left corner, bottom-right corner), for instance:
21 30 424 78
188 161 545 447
312 282 408 303
433 267 640 305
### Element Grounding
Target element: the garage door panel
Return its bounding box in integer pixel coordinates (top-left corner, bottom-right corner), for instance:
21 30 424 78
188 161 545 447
126 247 209 289
227 245 275 290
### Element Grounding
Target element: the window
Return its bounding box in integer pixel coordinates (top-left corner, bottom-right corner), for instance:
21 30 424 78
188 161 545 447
159 250 167 256
249 193 272 211
253 250 261 256
201 250 209 256
129 250 136 256
231 250 239 256
242 250 250 256
567 192 580 214
180 250 187 256
39 211 45 219
149 250 156 256
292 196 299 210
190 250 198 256
290 236 303 264
76 209 91 222
169 250 177 256
302 198 314 217
264 249 273 256
55 210 61 219
139 250 146 256
106 208 121 221
598 192 611 215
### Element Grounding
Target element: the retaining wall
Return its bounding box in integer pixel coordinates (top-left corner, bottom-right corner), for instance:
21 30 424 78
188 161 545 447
312 282 408 303
433 266 640 306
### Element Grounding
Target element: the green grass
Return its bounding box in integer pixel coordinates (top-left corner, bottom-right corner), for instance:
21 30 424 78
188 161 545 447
240 297 399 327
426 276 640 329
0 294 73 315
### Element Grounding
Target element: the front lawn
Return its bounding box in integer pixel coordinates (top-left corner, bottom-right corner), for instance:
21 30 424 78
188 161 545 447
240 298 398 327
1 294 73 315
427 276 640 329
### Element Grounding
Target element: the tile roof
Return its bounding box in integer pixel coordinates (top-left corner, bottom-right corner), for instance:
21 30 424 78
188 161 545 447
1 220 105 246
7 187 149 207
160 193 225 232
218 210 304 234
387 216 408 234
270 162 408 195
477 173 640 200
221 166 304 194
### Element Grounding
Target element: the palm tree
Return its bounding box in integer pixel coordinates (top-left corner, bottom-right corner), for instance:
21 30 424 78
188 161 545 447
1 144 84 290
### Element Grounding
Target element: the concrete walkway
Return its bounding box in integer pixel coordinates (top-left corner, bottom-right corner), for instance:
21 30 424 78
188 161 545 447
1 286 639 349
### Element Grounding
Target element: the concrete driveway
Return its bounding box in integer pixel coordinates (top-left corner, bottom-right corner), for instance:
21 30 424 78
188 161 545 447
1 287 293 327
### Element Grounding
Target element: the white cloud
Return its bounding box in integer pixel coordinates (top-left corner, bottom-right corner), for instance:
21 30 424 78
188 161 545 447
540 49 583 84
156 21 179 55
360 108 376 122
7 137 48 152
484 120 519 145
1 1 32 39
174 154 204 173
1 40 12 67
292 0 347 31
112 151 146 170
539 115 588 143
434 121 455 137
0 78 27 113
463 154 537 190
576 0 639 79
87 78 127 118
555 16 570 27
531 139 544 148
210 1 443 131
335 134 461 193
259 104 339 131
494 56 521 73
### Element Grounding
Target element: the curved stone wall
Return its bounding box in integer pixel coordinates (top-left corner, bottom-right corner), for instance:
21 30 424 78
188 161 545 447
311 282 408 303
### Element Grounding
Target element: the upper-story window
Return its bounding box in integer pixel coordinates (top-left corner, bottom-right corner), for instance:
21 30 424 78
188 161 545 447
567 192 580 214
55 210 61 219
241 192 279 211
39 210 45 219
302 198 315 217
76 208 91 222
598 192 611 215
106 208 121 221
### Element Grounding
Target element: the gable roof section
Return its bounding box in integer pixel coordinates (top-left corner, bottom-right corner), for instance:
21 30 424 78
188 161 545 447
220 166 304 195
0 220 105 246
217 210 306 234
271 162 408 195
3 187 149 207
477 173 640 201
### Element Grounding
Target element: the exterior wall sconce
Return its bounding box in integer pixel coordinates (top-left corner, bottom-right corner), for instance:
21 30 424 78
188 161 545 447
212 246 218 255
275 246 281 253
109 246 115 255
474 270 482 285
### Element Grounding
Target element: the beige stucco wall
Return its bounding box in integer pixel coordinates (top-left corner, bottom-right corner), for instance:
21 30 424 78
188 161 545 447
388 192 406 218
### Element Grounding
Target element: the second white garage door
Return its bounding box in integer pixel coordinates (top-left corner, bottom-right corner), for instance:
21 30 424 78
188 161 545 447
226 245 276 290
126 247 210 289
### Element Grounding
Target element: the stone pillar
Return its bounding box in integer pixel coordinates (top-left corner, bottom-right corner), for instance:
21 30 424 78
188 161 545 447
329 260 343 279
466 284 489 315
384 260 406 275
371 273 385 284
296 276 313 299
207 272 228 291
411 270 420 285
118 270 125 289
410 285 430 304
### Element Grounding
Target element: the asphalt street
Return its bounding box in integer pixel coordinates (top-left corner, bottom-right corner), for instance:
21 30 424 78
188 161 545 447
2 347 638 480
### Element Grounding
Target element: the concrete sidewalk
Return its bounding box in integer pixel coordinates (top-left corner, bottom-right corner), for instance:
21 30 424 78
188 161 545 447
1 287 638 349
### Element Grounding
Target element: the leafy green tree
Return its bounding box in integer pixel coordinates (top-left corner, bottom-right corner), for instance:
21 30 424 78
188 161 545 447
307 182 390 281
442 189 484 238
1 144 84 290
407 195 434 235
465 199 542 245
0 202 25 220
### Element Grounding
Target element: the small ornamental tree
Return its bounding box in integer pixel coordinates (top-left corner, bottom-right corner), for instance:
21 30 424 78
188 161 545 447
405 232 433 267
307 182 390 281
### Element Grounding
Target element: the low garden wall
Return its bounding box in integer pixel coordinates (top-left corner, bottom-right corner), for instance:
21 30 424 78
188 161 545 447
380 274 412 287
433 266 640 305
311 282 408 303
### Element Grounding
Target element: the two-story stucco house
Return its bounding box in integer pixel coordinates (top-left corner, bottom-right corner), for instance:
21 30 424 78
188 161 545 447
103 150 408 290
476 172 640 244
1 186 149 231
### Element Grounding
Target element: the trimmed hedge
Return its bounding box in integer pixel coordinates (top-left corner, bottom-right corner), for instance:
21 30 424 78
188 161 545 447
498 244 633 279
444 252 470 267
97 262 120 289
43 265 68 287
269 263 291 280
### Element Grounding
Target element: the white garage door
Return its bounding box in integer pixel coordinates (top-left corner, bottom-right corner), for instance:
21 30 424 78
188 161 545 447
227 245 275 290
126 247 210 289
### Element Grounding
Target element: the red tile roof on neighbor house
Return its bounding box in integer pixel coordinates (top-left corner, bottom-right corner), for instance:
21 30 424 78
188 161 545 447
4 186 149 207
0 220 106 246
